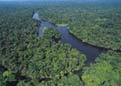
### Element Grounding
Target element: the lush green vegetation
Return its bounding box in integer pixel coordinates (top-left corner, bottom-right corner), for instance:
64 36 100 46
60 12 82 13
82 51 121 86
56 23 68 27
69 4 121 50
0 71 16 86
0 1 121 86
37 2 121 50
16 73 83 86
0 2 86 85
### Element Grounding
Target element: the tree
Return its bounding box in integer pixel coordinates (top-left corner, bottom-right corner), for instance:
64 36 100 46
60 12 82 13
82 51 121 86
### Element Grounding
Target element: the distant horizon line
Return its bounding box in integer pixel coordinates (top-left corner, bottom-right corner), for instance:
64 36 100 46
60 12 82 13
0 0 121 2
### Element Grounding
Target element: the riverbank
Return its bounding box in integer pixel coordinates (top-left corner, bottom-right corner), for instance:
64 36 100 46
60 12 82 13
69 30 121 53
33 12 108 66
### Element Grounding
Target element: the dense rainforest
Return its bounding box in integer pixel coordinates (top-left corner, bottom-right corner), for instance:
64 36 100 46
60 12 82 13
0 1 121 86
37 1 121 50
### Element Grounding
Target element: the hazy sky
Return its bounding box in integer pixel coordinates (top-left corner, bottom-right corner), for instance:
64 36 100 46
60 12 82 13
0 0 121 1
0 0 108 1
0 0 34 1
0 0 29 1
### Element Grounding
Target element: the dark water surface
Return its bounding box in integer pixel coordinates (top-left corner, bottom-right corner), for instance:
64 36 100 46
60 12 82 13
40 22 107 64
33 13 107 65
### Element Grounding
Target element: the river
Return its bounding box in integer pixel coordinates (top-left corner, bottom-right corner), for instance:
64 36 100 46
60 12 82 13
0 12 108 85
0 12 108 73
0 13 108 73
33 12 107 65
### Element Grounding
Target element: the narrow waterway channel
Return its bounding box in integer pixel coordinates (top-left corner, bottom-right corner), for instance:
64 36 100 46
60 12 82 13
33 12 107 65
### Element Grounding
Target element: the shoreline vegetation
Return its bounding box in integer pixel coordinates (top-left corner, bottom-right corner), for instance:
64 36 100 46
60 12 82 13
0 1 121 86
37 2 121 51
56 23 68 27
69 31 121 52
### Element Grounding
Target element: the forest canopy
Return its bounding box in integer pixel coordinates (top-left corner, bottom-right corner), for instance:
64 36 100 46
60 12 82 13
0 1 121 86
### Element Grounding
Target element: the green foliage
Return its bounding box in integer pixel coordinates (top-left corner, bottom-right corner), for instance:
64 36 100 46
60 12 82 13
25 39 86 80
96 51 121 71
37 1 121 50
82 51 121 86
0 1 121 86
56 23 68 27
22 74 83 86
17 81 35 86
50 74 82 86
68 3 121 50
43 27 61 40
58 74 83 86
0 73 6 86
0 71 16 86
33 2 121 50
0 2 86 85
82 61 112 86
3 71 12 77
